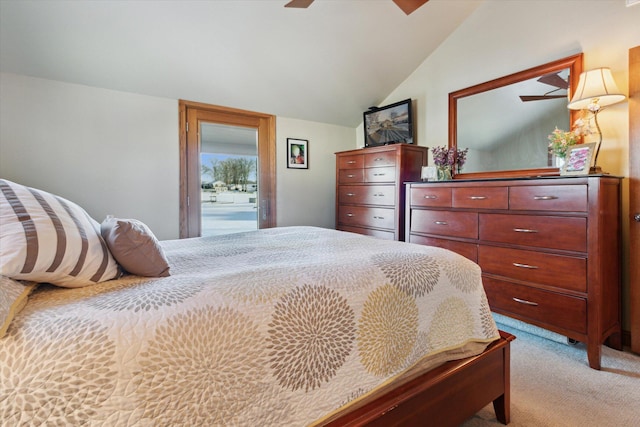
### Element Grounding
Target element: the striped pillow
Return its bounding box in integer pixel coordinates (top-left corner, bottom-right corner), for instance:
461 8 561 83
0 179 119 287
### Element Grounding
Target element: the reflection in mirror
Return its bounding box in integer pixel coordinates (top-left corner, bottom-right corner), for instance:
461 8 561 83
449 53 583 179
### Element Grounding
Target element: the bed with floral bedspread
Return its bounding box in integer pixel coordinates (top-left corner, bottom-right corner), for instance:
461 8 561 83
1 226 500 426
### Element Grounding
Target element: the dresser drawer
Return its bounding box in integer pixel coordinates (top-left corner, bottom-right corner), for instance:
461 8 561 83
338 225 395 240
483 277 586 334
364 150 396 168
410 210 478 239
338 154 364 169
410 186 452 208
453 187 508 209
338 168 364 184
338 205 395 230
479 214 587 252
509 185 587 212
365 166 396 183
409 235 477 262
478 245 586 293
338 185 395 206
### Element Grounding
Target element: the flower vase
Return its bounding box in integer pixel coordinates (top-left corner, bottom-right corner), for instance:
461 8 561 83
555 156 565 169
437 167 453 181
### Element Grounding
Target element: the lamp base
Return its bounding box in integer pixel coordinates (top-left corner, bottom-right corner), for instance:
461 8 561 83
590 165 604 174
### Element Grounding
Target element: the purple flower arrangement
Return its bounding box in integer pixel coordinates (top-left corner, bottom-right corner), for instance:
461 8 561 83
431 146 469 172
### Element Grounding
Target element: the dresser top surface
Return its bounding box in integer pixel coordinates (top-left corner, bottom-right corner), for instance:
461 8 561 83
336 143 427 156
407 174 622 186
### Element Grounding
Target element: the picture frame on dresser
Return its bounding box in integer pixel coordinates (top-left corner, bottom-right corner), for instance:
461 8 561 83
561 143 596 176
287 138 308 169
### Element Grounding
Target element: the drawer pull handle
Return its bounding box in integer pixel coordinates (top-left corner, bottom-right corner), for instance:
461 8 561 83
347 160 356 164
373 216 385 220
373 173 386 177
346 193 355 197
513 262 539 269
434 221 448 225
424 195 437 199
513 228 538 233
469 196 487 200
346 213 354 217
513 297 539 306
533 195 558 200
347 174 355 178
374 157 384 161
374 193 384 197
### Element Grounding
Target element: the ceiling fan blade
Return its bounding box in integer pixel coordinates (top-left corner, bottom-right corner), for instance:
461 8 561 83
519 95 567 102
392 0 430 15
284 0 314 8
537 72 569 89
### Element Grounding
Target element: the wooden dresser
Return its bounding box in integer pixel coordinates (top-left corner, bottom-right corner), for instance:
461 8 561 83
336 144 427 241
406 176 622 369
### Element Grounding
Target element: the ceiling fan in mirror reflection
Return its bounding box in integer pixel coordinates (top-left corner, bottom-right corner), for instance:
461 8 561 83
284 0 430 15
519 72 569 102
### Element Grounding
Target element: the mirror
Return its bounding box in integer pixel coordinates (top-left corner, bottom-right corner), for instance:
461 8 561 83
449 53 583 179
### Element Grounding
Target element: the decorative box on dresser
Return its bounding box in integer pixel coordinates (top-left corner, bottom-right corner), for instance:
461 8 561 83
336 144 427 241
406 175 622 370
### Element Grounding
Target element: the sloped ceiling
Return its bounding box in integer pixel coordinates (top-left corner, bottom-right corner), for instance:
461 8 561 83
0 0 483 127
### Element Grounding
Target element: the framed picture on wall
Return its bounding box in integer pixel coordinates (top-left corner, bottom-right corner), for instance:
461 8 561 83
287 138 308 169
561 142 596 176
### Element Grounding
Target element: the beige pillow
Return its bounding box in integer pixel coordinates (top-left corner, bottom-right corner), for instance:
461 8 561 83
0 179 119 287
1 276 38 338
101 217 170 277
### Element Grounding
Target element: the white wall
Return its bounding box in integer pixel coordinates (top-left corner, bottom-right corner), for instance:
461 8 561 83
276 118 355 229
0 73 180 240
383 0 639 178
378 0 640 331
2 1 637 325
0 73 355 240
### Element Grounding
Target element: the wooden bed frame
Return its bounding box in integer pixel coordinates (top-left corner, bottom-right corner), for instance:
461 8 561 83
326 330 515 426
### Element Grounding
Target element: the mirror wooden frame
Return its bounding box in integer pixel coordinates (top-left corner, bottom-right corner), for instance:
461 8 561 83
449 53 583 179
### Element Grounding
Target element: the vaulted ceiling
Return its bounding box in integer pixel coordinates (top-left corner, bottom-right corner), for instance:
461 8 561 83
0 0 483 127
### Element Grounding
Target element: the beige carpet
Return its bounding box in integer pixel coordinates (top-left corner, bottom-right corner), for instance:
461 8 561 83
461 315 640 427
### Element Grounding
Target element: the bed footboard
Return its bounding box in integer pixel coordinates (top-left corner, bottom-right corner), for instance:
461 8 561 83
325 330 515 426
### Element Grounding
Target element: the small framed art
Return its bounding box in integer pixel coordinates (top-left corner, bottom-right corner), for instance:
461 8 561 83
561 142 597 176
287 138 308 169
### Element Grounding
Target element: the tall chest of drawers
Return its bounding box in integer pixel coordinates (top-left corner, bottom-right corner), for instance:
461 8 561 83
336 144 427 241
406 176 622 369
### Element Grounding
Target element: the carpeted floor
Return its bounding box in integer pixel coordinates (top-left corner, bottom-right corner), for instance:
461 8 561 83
460 315 640 427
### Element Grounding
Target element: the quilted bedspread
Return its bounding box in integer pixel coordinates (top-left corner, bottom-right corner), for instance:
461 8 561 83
1 226 499 426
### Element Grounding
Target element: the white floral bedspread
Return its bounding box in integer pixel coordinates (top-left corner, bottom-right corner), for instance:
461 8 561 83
0 226 499 426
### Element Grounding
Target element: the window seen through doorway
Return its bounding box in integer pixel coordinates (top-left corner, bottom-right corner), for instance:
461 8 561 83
200 123 258 237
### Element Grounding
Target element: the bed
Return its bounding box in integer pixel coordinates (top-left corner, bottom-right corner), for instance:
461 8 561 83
1 180 512 426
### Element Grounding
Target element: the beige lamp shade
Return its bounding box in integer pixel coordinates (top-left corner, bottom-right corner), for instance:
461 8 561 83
568 68 626 111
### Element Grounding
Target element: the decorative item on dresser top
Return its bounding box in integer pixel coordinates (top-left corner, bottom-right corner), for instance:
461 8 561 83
566 67 626 174
405 175 622 369
336 143 427 241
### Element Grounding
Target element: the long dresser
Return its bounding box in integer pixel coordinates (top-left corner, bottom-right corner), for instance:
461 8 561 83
336 144 427 241
405 176 622 369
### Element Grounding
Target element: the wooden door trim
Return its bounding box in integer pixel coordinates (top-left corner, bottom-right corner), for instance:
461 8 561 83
178 100 277 238
629 46 639 353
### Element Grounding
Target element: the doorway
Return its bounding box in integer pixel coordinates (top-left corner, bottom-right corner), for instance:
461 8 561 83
179 100 277 238
200 123 258 237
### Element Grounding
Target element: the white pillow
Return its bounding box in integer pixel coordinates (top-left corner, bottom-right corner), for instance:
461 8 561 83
0 179 119 287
